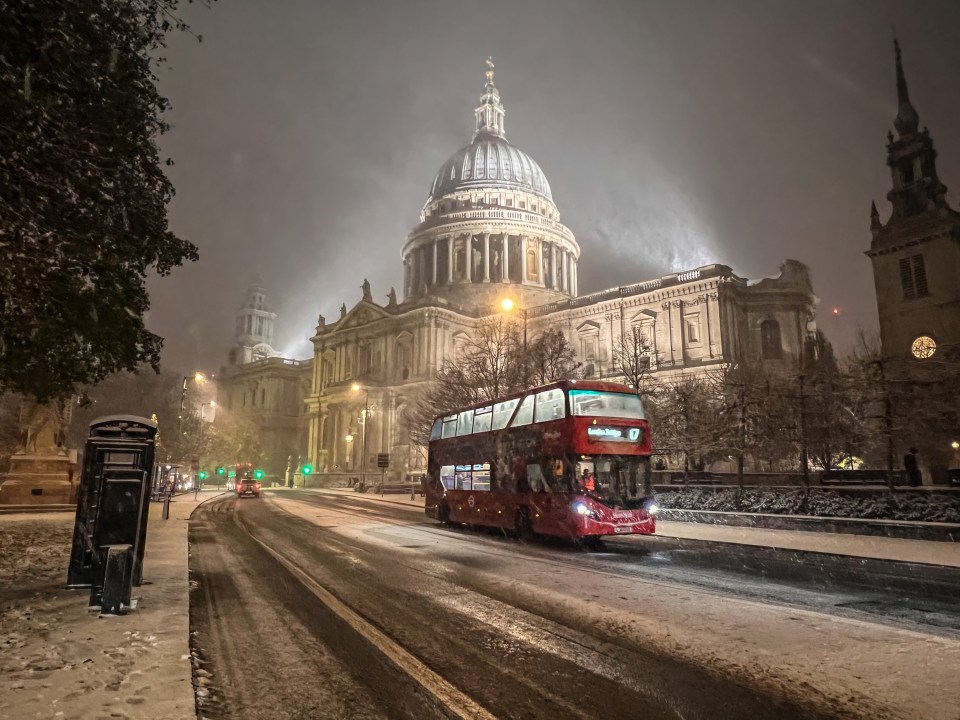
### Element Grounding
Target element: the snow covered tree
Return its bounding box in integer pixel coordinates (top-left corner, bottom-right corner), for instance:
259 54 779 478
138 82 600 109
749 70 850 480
525 327 581 387
0 1 203 403
611 325 656 398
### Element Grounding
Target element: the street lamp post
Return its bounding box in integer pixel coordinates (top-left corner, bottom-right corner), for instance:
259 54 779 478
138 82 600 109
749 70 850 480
499 297 527 350
351 383 369 491
177 371 207 443
199 401 215 444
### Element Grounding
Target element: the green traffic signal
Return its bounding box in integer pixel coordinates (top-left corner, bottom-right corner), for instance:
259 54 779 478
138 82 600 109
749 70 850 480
198 471 208 480
216 466 225 476
302 465 313 475
254 469 265 480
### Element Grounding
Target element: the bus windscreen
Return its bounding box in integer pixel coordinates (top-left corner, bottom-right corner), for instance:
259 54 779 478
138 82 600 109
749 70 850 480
569 390 644 419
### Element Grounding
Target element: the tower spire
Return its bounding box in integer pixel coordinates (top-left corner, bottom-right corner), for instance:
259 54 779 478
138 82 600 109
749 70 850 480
474 57 506 140
893 38 919 136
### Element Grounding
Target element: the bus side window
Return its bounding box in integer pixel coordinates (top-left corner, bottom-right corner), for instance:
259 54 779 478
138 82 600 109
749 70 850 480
527 462 546 492
534 389 565 423
492 399 519 430
511 396 535 427
473 406 492 433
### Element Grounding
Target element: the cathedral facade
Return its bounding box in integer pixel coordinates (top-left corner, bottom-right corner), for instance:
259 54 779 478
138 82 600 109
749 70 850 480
300 62 818 483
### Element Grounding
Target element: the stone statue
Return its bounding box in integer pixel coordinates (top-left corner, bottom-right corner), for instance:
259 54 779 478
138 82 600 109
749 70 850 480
339 303 347 319
20 400 65 456
361 278 372 301
317 313 325 329
387 287 397 307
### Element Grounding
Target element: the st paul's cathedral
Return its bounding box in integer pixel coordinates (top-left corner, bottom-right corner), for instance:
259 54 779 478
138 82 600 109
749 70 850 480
218 60 818 483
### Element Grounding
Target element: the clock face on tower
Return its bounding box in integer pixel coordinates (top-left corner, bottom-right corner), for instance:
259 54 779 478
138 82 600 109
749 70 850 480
252 344 273 362
911 335 936 359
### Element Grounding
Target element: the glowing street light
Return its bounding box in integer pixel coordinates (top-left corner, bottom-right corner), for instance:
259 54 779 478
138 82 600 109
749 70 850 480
178 371 208 442
351 383 369 490
498 296 527 350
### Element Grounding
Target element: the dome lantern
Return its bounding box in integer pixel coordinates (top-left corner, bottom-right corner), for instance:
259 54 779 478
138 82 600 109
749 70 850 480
475 57 506 140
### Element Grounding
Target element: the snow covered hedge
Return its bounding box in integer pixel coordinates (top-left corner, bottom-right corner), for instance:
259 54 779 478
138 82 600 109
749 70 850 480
656 488 960 523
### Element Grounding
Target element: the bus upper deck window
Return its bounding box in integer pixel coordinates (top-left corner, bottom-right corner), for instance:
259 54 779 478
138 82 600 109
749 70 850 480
492 398 519 430
511 395 535 427
441 415 458 438
457 410 474 436
534 388 565 423
473 406 492 433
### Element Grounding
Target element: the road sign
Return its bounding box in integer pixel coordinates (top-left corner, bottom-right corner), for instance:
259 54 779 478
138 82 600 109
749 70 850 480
376 453 390 469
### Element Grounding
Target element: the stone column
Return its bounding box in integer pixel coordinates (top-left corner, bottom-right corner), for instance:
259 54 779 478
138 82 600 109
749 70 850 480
432 240 438 285
447 236 454 284
503 236 510 282
483 233 490 282
550 243 557 290
520 236 527 284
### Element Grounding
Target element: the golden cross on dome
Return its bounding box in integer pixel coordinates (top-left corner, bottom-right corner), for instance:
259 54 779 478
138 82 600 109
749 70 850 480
485 56 495 84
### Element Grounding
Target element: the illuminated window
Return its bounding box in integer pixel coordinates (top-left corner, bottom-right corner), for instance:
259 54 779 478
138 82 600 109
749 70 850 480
473 406 493 433
534 389 566 423
510 395 535 427
456 410 474 436
492 398 519 430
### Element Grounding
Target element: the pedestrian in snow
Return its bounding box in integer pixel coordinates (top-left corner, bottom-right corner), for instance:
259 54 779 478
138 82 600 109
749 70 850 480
903 448 922 487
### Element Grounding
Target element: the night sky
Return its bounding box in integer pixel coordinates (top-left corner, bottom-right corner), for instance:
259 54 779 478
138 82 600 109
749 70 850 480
150 0 960 373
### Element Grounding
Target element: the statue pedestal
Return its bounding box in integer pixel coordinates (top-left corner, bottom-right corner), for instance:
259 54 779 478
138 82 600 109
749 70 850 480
0 452 76 505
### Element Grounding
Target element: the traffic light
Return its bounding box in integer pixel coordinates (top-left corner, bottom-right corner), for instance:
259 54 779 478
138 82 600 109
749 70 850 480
254 469 265 480
198 470 208 481
301 465 313 476
216 466 225 476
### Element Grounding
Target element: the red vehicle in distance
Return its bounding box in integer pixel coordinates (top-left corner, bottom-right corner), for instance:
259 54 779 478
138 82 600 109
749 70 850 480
234 463 261 499
425 379 658 543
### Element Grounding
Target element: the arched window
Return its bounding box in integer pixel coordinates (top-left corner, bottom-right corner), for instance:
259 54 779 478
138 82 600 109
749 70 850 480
761 320 782 360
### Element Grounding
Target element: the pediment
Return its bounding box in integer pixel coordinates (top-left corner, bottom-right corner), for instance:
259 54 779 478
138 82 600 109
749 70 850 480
576 320 601 334
336 302 391 331
630 309 657 324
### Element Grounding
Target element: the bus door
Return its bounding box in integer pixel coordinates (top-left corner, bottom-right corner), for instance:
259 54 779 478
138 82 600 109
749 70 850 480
525 458 576 535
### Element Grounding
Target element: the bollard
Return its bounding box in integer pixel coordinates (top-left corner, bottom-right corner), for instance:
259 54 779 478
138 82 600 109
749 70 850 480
411 483 416 500
162 492 171 520
99 544 133 615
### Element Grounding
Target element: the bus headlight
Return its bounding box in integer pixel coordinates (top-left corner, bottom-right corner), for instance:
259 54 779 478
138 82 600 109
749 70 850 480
646 502 660 516
573 502 598 519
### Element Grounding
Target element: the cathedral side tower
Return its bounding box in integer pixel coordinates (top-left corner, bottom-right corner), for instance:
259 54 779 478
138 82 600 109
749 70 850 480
866 40 960 481
867 40 960 365
230 278 279 365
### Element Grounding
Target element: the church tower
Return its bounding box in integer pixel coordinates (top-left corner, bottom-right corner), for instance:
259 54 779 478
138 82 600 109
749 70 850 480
866 40 960 482
230 278 278 365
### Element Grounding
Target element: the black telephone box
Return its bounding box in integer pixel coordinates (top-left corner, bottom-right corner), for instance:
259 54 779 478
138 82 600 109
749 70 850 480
67 415 157 592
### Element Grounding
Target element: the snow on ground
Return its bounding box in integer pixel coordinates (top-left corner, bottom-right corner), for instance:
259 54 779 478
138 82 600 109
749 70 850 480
0 509 194 720
276 493 960 720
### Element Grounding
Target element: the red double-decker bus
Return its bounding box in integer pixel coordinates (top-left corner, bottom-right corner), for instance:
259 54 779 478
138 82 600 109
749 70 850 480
425 379 658 542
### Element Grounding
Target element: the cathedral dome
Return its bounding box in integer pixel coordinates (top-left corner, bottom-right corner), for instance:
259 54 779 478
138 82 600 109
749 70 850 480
428 132 552 202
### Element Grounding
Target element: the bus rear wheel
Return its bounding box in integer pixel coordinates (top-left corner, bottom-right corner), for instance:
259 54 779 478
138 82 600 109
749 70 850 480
438 501 451 525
